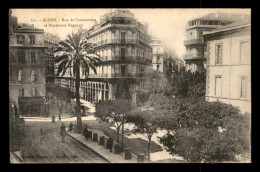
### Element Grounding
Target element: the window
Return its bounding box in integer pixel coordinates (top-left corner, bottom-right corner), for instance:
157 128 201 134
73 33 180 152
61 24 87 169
240 77 246 99
16 35 25 44
32 87 38 97
31 52 36 63
29 35 35 45
157 56 160 61
31 70 37 81
19 88 24 97
240 41 249 64
157 65 160 71
18 51 25 63
18 70 22 81
215 76 222 97
216 44 223 65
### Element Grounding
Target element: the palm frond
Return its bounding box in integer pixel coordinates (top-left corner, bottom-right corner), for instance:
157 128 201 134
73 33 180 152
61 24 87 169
59 41 74 52
54 54 70 63
67 34 76 48
85 56 101 66
61 60 72 76
54 47 66 53
56 59 69 76
88 62 98 74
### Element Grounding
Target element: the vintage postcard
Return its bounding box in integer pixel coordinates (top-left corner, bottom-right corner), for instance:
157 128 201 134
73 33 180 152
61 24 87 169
9 8 251 163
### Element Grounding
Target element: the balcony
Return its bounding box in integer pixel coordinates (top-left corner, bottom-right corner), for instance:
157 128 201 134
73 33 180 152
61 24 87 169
88 73 146 78
98 55 151 63
152 60 161 64
94 39 139 47
184 38 205 46
183 53 205 60
153 51 163 55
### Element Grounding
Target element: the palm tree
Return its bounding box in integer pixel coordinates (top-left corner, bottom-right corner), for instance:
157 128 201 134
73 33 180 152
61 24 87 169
54 32 100 133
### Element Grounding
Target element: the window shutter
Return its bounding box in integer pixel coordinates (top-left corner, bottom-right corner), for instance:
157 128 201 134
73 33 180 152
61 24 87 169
18 70 22 81
31 70 35 81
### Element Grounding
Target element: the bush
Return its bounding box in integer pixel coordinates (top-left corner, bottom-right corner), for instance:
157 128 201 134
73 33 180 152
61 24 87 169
147 94 250 162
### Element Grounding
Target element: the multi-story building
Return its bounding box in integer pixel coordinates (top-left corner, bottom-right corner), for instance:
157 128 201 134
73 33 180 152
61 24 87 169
9 12 47 116
54 10 152 105
151 37 184 73
203 18 251 113
151 38 165 72
44 33 60 83
184 12 250 73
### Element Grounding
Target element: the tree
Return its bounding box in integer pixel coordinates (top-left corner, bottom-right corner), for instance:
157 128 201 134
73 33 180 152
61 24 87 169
126 109 162 161
159 99 251 162
54 32 100 133
144 69 173 96
170 69 206 99
95 99 132 146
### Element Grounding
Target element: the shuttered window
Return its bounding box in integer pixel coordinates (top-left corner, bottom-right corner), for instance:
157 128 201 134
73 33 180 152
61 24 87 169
215 76 222 97
216 44 223 65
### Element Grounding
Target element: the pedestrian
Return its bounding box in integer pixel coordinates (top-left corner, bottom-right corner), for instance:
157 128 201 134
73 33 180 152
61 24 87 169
51 114 56 123
60 123 66 142
69 122 73 132
107 137 113 152
83 125 88 141
58 113 61 122
59 106 62 115
40 128 45 144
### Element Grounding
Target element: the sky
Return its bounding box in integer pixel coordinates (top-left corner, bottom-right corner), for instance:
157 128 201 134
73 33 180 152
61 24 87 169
11 8 250 60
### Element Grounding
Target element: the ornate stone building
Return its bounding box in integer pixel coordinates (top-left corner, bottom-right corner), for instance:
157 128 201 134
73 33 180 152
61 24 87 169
44 33 60 83
55 10 152 105
151 37 184 73
9 12 47 116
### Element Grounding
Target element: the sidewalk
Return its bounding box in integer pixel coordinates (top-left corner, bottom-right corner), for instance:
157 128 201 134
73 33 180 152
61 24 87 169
66 130 139 163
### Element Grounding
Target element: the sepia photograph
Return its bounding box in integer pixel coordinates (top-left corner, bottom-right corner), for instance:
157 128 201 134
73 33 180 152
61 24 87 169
9 8 251 164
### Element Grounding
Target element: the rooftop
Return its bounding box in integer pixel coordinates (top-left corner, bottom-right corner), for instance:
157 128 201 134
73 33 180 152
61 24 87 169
191 12 250 22
203 18 251 35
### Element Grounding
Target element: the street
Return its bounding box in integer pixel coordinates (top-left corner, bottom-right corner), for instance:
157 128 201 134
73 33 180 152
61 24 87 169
20 121 109 163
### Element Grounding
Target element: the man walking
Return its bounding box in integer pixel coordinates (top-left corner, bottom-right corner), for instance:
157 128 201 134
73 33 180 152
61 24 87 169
60 123 66 142
51 114 56 123
58 106 62 122
69 122 73 132
58 113 61 122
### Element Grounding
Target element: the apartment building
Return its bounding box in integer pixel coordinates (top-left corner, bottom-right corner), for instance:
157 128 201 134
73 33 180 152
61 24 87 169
44 32 60 83
151 37 184 73
203 18 251 113
184 12 250 73
9 12 47 116
55 10 152 105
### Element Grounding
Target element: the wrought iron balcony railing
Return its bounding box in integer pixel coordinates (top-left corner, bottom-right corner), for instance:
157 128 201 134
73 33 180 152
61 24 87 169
88 73 146 78
95 39 139 47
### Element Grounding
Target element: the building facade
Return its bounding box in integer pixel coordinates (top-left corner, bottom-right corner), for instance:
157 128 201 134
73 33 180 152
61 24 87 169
184 13 249 73
203 19 251 113
151 37 184 73
54 10 152 105
44 33 60 83
9 12 47 116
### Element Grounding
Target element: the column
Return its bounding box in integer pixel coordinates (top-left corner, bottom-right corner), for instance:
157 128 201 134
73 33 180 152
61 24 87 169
109 84 114 100
103 83 105 101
